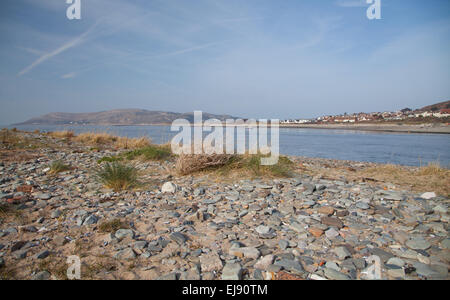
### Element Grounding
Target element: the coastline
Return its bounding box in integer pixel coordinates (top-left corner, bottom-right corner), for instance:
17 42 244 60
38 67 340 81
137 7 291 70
11 122 450 134
278 123 450 134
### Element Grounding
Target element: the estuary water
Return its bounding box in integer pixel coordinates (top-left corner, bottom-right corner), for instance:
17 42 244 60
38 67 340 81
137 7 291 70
7 124 450 167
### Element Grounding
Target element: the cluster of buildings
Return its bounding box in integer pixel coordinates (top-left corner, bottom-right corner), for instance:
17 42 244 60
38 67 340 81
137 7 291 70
281 108 450 125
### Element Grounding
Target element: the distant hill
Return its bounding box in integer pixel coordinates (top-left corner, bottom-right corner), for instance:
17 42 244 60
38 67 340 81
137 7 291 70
15 109 240 125
418 100 450 112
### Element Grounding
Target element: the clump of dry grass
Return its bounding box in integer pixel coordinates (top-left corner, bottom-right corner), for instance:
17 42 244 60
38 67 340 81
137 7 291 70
175 152 294 178
0 203 26 224
0 128 32 149
74 132 117 145
48 130 75 139
1 129 17 141
37 258 68 280
45 131 152 150
74 132 151 149
114 136 151 149
0 264 16 280
361 161 450 196
98 218 129 233
417 162 447 176
176 153 234 175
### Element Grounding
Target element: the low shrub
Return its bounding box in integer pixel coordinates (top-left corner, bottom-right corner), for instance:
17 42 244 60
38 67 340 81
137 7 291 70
124 144 172 161
175 152 294 178
49 160 71 174
97 156 122 164
96 162 138 191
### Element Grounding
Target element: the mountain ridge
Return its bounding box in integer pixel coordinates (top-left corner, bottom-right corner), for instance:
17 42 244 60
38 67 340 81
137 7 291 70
15 109 241 125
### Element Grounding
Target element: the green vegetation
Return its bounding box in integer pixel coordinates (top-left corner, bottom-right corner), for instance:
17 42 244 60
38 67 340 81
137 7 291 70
49 160 71 174
96 162 139 191
225 154 294 177
97 144 173 165
176 153 294 178
97 155 123 164
124 144 172 161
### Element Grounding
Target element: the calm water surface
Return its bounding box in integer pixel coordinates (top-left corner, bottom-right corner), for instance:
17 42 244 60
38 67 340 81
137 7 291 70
7 124 450 167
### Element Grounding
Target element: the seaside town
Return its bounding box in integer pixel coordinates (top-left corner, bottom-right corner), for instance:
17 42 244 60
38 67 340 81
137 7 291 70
281 106 450 125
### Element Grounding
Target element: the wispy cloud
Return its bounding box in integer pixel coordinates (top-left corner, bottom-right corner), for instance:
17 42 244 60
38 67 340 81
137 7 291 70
18 21 100 76
151 41 228 59
290 16 342 50
61 72 76 79
214 17 265 24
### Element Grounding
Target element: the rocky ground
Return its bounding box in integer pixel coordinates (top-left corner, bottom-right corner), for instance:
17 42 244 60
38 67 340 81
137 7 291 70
0 131 449 280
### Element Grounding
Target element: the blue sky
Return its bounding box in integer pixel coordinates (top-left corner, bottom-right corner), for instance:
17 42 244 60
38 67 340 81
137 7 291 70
0 0 449 124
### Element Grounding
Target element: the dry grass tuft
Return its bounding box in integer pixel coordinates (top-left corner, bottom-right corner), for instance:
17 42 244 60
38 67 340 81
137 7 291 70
176 153 234 175
37 258 68 280
0 264 17 280
360 161 450 196
0 129 23 148
0 203 26 224
48 130 75 139
417 161 448 176
73 132 151 149
98 218 129 233
44 130 153 150
114 136 152 149
74 132 117 145
175 152 294 178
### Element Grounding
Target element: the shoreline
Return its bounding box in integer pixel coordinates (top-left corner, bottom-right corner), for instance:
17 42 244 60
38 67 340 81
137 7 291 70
3 127 449 168
10 122 450 134
278 123 450 134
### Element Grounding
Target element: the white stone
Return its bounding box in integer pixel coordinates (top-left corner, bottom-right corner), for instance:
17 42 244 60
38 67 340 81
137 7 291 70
254 255 275 270
420 192 436 199
161 182 177 193
255 225 271 235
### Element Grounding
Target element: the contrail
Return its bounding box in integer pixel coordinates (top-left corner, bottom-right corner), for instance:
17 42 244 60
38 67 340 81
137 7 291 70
18 21 100 76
